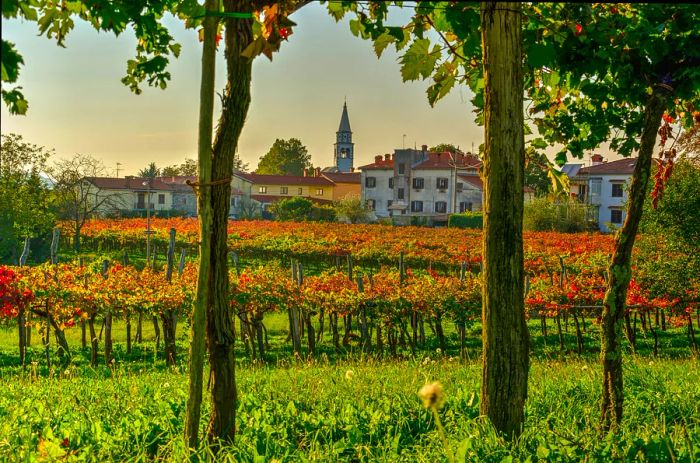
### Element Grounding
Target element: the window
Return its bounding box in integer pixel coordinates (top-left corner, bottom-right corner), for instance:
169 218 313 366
365 177 376 188
158 194 165 205
437 177 449 189
435 201 447 213
459 202 473 213
611 183 624 198
258 186 267 194
316 188 323 196
387 200 393 208
456 182 464 192
398 163 406 174
410 200 423 212
298 187 303 195
591 179 602 196
412 178 424 189
388 177 394 189
366 199 375 211
397 188 405 200
280 186 288 195
610 209 623 224
340 149 348 159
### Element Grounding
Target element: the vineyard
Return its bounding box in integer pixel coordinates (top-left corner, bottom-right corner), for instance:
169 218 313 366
1 219 697 367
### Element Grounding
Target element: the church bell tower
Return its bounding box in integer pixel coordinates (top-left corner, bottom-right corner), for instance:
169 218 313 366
334 101 354 172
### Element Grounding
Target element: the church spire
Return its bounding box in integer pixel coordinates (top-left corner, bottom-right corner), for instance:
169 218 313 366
338 101 351 133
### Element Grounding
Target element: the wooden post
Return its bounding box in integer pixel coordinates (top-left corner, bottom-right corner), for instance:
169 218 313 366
230 251 239 276
178 248 187 276
357 276 369 352
50 228 60 265
102 259 113 364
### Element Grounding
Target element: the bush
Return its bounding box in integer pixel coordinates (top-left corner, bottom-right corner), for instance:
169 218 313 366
334 197 371 224
309 205 337 222
448 212 483 229
270 197 313 221
523 197 594 233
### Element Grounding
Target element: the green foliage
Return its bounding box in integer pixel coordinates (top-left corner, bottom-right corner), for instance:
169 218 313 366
641 158 700 249
309 204 337 223
428 143 460 154
270 197 313 222
138 162 160 179
525 148 552 197
161 158 197 177
2 0 199 113
523 197 594 233
256 138 311 176
448 212 483 229
334 196 371 224
0 133 56 263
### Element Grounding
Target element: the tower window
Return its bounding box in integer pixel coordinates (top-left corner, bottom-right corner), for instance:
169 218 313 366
398 163 406 175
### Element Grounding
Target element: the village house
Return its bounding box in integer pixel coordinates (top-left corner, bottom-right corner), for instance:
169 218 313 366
563 154 637 232
83 176 175 216
358 145 484 223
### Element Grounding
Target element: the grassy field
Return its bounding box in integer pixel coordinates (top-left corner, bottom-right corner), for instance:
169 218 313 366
0 315 698 462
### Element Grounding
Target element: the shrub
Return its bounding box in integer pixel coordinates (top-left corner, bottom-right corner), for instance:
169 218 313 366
523 197 594 233
448 212 483 229
309 205 337 222
334 197 371 224
270 197 314 221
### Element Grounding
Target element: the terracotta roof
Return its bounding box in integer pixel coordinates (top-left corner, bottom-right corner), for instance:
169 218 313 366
415 152 482 170
85 177 174 191
234 172 335 187
251 194 334 205
577 158 637 175
321 172 361 183
157 175 196 192
359 151 482 171
458 175 484 190
358 159 394 170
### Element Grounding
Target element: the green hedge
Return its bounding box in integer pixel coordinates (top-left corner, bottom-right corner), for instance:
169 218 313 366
448 212 483 229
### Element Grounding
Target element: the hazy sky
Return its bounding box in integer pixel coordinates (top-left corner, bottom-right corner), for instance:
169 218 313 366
1 3 490 175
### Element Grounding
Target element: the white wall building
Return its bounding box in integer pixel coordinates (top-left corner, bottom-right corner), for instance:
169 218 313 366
564 154 637 232
359 145 484 223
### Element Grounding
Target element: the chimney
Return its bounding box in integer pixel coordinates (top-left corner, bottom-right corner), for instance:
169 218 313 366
315 167 321 177
350 167 355 172
384 153 390 161
422 144 428 152
591 153 604 165
375 155 383 163
304 169 307 177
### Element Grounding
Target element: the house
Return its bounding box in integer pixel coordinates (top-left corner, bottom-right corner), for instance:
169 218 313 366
157 176 198 216
319 171 361 200
564 154 637 232
83 176 175 215
358 145 484 223
231 172 335 214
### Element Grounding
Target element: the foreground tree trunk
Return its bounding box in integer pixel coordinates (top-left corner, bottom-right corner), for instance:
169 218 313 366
479 2 530 439
600 87 668 432
184 0 220 450
203 1 254 444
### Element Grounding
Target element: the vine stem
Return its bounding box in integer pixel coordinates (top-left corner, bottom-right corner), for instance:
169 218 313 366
431 407 455 463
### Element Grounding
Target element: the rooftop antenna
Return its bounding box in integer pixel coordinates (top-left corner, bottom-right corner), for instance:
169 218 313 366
402 134 406 149
116 162 122 177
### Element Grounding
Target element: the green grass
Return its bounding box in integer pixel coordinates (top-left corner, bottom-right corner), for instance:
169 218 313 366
0 314 698 462
1 357 699 462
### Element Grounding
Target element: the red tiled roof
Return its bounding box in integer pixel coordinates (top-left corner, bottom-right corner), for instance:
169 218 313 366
235 172 334 186
321 172 361 183
578 158 637 175
415 152 482 170
250 194 334 205
358 159 395 170
458 175 483 190
85 177 174 191
359 151 482 171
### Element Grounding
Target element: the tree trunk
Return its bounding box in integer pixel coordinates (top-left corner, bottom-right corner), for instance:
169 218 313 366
161 311 178 365
184 0 219 449
479 2 529 439
126 314 132 354
152 316 161 349
89 314 98 367
104 312 113 365
136 313 143 343
600 88 668 432
203 0 255 446
18 308 26 366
